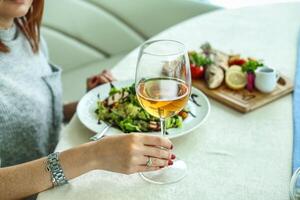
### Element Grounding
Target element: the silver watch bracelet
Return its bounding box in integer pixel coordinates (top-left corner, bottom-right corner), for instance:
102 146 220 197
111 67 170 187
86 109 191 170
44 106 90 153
46 152 68 187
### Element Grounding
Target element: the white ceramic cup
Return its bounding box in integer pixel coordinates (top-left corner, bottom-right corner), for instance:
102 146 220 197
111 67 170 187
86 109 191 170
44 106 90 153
255 66 279 93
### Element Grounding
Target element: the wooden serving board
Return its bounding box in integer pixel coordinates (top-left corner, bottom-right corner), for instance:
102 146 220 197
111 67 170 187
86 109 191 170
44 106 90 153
192 75 294 113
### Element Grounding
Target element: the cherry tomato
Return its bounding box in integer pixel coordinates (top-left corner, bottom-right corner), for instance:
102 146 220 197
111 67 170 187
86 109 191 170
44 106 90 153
190 64 205 79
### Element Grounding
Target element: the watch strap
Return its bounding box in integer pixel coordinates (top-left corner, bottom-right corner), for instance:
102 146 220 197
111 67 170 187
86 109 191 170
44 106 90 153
47 152 68 187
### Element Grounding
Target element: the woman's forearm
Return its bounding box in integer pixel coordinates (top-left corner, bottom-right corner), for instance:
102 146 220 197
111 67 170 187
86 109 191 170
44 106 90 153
0 142 96 200
0 134 174 199
63 101 78 123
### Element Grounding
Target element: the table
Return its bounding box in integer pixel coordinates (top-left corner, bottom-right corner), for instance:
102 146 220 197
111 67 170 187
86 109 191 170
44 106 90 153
38 3 300 200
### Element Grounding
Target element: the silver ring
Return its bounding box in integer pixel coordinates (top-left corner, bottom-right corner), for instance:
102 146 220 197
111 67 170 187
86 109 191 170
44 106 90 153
146 156 153 167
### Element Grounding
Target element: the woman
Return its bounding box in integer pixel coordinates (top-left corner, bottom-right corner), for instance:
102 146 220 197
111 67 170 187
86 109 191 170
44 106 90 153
0 0 175 199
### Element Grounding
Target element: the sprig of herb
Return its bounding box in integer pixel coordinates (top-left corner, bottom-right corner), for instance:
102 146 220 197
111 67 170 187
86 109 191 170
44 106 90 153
188 51 212 67
242 60 263 73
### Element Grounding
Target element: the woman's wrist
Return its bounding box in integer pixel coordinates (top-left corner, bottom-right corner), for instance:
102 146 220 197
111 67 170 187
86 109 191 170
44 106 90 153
87 139 116 172
85 141 102 171
58 142 100 180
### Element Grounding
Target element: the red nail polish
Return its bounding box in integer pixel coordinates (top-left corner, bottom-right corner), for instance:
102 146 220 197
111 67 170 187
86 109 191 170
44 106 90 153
168 160 173 165
159 166 164 169
171 154 176 159
171 144 173 150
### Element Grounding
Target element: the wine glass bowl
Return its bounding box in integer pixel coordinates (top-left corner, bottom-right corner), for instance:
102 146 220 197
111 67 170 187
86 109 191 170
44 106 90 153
135 39 191 184
136 77 189 119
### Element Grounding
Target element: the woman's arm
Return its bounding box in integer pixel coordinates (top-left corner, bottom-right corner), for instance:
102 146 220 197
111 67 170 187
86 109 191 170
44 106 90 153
0 134 174 199
0 142 95 199
63 101 78 123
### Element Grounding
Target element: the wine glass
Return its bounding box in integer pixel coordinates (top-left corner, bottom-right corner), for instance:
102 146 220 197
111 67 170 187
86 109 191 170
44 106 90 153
290 168 300 200
135 39 191 184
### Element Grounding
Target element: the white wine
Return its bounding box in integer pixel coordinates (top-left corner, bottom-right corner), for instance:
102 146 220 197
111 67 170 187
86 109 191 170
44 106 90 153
137 78 189 119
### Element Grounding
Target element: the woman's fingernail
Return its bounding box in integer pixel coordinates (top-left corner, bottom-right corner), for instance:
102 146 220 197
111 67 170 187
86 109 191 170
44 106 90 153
171 145 173 150
159 166 164 169
171 154 176 160
168 160 173 166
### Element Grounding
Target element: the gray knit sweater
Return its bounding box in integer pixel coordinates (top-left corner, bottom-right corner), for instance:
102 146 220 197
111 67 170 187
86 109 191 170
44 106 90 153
0 24 63 167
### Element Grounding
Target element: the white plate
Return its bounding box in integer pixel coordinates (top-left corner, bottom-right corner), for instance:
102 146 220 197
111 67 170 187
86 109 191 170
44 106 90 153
77 80 210 139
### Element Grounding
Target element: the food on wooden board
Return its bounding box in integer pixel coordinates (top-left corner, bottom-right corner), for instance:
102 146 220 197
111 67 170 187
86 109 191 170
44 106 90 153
205 64 225 89
189 43 267 92
225 67 247 90
228 55 247 66
242 60 264 92
188 51 212 79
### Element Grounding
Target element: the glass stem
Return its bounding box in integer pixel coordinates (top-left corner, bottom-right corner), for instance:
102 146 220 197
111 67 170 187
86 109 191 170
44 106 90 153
160 118 166 137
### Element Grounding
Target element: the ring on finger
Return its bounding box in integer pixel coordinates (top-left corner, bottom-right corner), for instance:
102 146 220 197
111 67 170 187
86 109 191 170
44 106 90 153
146 156 153 167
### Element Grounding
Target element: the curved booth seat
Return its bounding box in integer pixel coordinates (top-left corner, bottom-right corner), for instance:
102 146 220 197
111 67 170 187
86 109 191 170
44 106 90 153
42 0 220 101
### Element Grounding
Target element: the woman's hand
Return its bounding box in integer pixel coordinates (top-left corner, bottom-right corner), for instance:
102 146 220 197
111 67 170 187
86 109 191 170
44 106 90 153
86 70 116 91
90 133 175 174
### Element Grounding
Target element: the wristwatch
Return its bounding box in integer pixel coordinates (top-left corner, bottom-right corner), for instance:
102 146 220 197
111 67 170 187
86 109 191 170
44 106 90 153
46 152 68 187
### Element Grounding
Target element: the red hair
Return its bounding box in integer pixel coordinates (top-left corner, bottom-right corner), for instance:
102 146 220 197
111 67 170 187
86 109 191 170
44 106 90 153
0 0 44 53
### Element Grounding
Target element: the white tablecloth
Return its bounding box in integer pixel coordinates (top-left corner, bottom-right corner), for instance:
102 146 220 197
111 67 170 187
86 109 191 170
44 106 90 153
38 3 300 200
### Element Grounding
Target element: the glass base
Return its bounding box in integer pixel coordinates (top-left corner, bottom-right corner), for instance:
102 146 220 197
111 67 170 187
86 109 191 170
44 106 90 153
139 159 187 184
290 168 300 200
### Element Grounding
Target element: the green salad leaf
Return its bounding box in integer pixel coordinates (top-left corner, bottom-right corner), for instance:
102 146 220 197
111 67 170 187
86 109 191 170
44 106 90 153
95 84 186 133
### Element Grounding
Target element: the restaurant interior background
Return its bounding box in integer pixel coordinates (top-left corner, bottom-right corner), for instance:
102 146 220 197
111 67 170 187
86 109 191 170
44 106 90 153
43 0 299 102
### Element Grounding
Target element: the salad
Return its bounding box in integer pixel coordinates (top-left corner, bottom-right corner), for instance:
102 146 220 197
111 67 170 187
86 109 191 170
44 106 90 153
95 84 189 133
